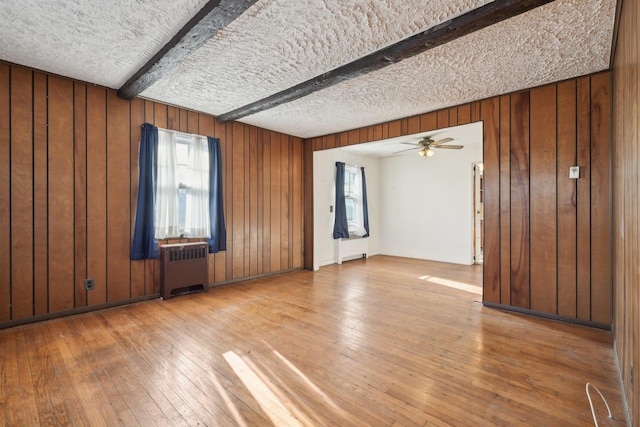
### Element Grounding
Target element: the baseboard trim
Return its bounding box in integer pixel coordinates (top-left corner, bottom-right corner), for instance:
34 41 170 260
482 301 611 331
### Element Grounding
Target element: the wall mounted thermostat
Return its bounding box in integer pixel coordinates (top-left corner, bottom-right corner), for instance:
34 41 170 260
569 166 580 179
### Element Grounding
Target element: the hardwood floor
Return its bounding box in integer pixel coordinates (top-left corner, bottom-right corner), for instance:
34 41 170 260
0 256 627 426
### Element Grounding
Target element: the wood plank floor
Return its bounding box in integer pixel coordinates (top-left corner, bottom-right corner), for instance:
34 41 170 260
0 255 627 426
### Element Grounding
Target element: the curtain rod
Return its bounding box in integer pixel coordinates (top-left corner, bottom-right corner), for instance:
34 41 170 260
157 126 207 140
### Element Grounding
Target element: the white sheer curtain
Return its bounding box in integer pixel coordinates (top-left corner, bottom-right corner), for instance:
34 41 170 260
154 129 180 239
185 135 210 237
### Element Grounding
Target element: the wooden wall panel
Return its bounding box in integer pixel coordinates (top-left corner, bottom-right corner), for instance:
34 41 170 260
10 67 33 320
576 77 592 321
481 98 500 303
529 85 557 314
248 125 258 277
612 0 640 422
0 64 9 322
48 75 75 313
280 134 290 270
106 91 131 302
73 82 87 309
509 91 530 309
306 72 612 329
232 121 245 279
86 86 107 307
0 63 305 327
270 133 282 272
556 80 577 318
590 73 612 325
499 95 511 305
33 73 48 315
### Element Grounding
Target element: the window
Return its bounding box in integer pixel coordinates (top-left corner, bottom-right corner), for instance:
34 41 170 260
155 130 210 239
343 165 366 236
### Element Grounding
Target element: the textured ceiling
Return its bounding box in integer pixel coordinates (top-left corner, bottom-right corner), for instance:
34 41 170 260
0 0 209 88
0 0 617 139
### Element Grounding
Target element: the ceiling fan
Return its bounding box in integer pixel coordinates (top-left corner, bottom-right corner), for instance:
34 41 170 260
393 135 464 157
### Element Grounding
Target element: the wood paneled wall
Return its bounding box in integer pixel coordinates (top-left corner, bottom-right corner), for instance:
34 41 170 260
0 63 304 326
306 72 612 328
612 0 640 423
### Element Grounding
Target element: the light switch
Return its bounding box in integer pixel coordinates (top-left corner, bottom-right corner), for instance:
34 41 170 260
569 166 580 179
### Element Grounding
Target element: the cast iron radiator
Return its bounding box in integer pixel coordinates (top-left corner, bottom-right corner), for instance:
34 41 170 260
160 242 209 299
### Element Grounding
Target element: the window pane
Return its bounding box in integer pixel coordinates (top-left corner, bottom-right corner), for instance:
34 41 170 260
178 188 187 234
345 198 355 222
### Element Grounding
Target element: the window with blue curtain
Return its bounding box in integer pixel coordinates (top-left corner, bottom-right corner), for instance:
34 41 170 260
333 162 369 239
131 123 226 260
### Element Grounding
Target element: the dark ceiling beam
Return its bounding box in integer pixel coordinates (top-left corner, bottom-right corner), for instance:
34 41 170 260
118 0 258 100
216 0 554 123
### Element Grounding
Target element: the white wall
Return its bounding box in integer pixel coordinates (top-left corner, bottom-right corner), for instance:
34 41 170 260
379 140 482 265
313 150 380 270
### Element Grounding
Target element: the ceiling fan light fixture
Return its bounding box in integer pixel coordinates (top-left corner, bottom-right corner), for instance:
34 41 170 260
425 147 435 157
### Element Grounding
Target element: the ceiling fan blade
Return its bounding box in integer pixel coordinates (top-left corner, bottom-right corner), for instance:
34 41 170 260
430 138 454 146
400 142 422 146
433 145 464 149
392 147 421 154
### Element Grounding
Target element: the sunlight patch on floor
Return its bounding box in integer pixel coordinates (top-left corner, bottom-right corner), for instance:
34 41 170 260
224 350 308 426
270 347 346 417
419 275 482 295
208 369 248 427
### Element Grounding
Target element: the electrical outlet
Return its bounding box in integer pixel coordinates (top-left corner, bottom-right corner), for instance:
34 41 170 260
84 278 95 291
569 166 580 179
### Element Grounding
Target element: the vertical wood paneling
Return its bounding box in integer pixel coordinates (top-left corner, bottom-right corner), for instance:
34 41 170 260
232 122 244 279
270 133 282 272
33 73 48 315
280 134 290 270
10 67 33 320
0 64 9 322
48 75 74 313
303 139 314 270
87 86 108 306
420 112 437 132
262 129 272 272
576 77 592 320
436 110 449 129
256 127 265 275
248 126 258 276
388 121 401 138
106 91 131 302
529 85 557 314
556 81 577 318
590 73 611 325
291 138 305 268
509 91 530 309
499 95 511 305
243 123 251 277
130 99 145 298
481 98 500 303
73 82 87 308
407 116 420 134
612 0 640 420
224 123 234 279
458 104 471 125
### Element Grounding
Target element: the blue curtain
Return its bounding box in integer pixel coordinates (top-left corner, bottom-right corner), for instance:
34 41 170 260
333 162 349 239
207 137 227 253
361 166 370 238
131 123 159 260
